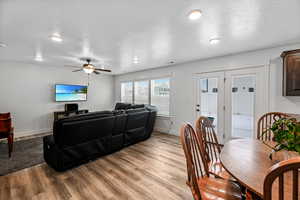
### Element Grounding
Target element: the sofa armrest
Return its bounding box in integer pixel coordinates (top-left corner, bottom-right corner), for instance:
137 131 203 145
43 135 55 149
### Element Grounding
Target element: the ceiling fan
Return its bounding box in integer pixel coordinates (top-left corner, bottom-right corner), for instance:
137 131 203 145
66 58 112 75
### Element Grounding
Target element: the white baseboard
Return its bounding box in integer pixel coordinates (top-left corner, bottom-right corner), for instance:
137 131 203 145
168 130 178 136
14 129 52 139
154 127 178 136
154 127 170 134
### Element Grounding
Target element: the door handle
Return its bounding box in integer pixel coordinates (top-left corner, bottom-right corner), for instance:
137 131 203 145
196 109 200 112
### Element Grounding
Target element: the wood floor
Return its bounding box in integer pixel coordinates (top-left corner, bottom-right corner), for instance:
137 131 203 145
0 132 192 200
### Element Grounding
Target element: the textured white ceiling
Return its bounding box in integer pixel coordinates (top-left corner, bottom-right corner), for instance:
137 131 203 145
0 0 300 74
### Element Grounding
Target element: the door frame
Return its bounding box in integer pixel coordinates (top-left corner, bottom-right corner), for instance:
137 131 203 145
195 71 225 143
224 66 267 141
194 65 268 143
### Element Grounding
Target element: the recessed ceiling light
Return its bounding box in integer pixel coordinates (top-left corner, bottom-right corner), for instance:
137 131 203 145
133 57 139 64
35 53 43 62
0 43 7 48
209 38 220 44
50 33 63 42
188 10 202 20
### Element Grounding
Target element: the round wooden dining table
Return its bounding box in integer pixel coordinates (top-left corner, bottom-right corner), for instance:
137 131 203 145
220 139 300 200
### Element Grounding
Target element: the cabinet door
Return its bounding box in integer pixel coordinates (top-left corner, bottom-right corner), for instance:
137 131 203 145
283 51 300 96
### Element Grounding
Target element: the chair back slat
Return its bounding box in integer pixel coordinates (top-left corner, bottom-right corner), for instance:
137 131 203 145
209 127 220 159
263 157 300 200
257 112 289 141
293 169 299 199
279 174 284 200
180 123 208 200
196 116 221 167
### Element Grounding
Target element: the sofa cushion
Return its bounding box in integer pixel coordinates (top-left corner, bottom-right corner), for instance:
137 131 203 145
57 111 113 123
126 108 147 114
129 104 145 109
115 103 132 110
55 116 115 147
112 113 127 136
145 105 157 112
124 127 146 145
112 110 126 115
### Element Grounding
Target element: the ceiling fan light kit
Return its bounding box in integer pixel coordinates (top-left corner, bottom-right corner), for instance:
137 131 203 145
83 66 94 74
69 58 112 75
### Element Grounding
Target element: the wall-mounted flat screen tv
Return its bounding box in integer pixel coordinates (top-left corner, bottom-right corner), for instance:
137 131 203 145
55 84 88 102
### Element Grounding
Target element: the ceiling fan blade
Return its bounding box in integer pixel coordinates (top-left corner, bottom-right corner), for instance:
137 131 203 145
72 69 83 72
93 71 100 75
65 65 81 68
94 68 112 72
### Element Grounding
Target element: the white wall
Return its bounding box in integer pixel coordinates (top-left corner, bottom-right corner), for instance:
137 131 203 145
115 43 300 135
0 62 115 137
3 43 299 138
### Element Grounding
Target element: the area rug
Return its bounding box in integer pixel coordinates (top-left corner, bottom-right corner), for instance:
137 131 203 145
0 136 45 176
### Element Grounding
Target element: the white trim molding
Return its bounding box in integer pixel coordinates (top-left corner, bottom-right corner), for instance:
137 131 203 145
14 128 52 139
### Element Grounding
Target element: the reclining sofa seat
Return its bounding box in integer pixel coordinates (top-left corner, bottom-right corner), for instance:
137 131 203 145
111 110 127 151
124 108 149 146
114 103 157 140
43 104 157 171
44 111 116 171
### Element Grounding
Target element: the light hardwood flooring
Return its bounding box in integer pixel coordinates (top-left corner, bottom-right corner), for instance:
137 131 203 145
0 132 192 200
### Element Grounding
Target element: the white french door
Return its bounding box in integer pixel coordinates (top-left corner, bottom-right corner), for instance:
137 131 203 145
224 67 266 141
195 72 225 143
195 66 267 143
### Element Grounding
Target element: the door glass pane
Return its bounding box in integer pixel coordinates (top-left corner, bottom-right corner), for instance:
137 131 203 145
121 82 133 103
231 75 255 138
199 78 218 128
134 80 149 104
151 78 170 116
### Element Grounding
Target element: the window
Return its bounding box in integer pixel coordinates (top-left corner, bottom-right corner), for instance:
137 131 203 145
120 77 170 116
151 78 170 116
134 80 149 104
200 79 208 93
121 82 133 103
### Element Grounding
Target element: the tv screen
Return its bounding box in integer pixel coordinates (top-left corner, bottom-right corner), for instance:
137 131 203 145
55 84 88 102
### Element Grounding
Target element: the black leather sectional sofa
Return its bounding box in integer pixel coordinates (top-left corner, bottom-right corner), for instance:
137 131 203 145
43 103 157 171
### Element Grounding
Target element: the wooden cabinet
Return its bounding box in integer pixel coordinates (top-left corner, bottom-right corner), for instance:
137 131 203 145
281 49 300 96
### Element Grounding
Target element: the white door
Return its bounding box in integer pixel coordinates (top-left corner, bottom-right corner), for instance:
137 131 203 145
195 72 225 143
224 67 267 141
195 66 267 143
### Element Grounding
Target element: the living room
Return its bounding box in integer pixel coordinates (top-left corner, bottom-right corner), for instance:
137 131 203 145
1 0 300 199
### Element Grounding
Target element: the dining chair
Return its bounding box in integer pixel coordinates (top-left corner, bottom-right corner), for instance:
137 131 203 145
180 123 242 200
264 157 300 200
195 116 233 181
0 113 14 157
257 112 289 141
